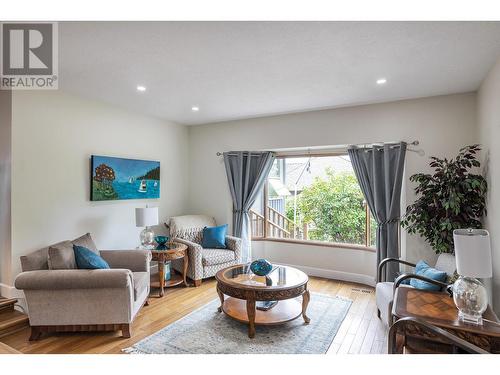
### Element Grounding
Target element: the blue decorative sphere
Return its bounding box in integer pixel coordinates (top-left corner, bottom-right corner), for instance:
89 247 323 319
250 259 273 276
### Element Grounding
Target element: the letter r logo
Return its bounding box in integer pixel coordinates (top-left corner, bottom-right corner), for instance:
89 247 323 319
2 23 53 75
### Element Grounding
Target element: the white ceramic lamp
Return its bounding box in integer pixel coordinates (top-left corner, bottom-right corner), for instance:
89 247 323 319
453 229 492 325
135 206 159 249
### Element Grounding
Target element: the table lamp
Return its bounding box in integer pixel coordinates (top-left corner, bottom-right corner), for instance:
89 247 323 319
135 206 159 249
452 228 492 325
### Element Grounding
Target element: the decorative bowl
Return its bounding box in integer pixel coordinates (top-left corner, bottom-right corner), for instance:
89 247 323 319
250 259 273 276
155 235 169 246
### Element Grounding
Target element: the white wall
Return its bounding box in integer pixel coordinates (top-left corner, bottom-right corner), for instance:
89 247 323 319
7 90 190 285
478 56 500 313
188 93 478 284
0 91 12 294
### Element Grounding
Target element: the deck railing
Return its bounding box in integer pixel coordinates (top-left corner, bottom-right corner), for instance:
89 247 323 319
250 207 305 240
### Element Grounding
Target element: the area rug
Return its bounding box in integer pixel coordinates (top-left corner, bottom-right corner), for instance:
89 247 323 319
123 293 351 354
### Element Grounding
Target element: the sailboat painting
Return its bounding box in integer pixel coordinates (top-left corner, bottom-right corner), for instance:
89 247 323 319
90 155 160 201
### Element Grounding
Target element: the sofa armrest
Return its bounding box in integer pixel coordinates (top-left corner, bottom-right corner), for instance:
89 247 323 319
99 250 152 272
393 273 450 293
225 235 242 262
172 238 203 280
378 258 417 282
15 269 133 290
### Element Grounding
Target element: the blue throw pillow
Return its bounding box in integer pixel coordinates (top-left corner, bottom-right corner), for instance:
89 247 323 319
201 224 228 249
73 245 110 269
410 260 447 291
396 272 411 285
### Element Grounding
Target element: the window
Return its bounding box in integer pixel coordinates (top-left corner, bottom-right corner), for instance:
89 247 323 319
250 153 377 249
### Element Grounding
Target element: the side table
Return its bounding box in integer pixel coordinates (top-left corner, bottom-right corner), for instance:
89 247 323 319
392 287 500 353
150 242 189 297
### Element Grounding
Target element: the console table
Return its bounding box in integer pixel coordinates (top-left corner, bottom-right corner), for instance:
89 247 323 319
392 287 500 353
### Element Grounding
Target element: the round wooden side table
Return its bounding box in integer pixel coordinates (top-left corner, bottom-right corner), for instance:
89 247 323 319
150 242 188 297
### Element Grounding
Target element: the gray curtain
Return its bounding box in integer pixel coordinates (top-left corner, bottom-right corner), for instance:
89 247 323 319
348 143 406 282
223 151 276 262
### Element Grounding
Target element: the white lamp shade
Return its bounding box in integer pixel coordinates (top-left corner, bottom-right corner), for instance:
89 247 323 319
453 229 492 278
135 207 159 227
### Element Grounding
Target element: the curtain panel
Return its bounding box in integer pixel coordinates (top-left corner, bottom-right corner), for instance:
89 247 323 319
348 142 407 281
223 151 276 262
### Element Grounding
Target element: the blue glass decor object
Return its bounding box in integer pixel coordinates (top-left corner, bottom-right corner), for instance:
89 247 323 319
155 235 169 250
250 259 273 276
164 261 171 281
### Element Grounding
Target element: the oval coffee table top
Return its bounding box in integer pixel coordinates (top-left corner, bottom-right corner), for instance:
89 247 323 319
216 263 308 291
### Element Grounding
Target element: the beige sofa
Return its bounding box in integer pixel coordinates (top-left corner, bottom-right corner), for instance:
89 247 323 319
14 233 151 340
168 215 242 286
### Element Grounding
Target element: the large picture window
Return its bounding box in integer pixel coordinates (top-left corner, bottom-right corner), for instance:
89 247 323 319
250 154 377 249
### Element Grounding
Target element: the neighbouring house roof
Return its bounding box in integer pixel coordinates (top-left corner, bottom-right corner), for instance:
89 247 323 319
284 156 353 192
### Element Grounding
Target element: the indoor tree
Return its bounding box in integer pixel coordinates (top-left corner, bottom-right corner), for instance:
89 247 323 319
401 144 487 254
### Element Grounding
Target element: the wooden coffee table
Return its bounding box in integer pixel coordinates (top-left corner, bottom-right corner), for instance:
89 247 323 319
215 264 310 338
150 242 188 297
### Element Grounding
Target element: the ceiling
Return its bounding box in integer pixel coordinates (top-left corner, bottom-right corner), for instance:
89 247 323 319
59 22 500 125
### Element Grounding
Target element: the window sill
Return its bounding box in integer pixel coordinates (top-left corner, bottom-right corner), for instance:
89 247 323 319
251 237 376 253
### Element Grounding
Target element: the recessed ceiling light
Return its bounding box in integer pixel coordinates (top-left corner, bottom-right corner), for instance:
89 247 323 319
136 85 146 92
376 78 387 85
191 106 200 112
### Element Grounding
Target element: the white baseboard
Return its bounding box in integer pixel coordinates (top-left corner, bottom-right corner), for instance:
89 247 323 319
278 263 376 287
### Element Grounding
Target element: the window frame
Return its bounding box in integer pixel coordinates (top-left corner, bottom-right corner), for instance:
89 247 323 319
250 151 376 252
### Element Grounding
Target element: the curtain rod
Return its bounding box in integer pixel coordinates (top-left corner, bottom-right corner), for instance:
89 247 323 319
216 140 422 157
350 140 424 156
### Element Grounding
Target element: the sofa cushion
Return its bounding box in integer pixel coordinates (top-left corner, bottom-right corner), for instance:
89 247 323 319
169 215 216 244
434 253 456 276
375 282 412 326
20 240 71 272
201 224 228 249
48 241 77 270
132 272 149 301
74 245 110 270
72 233 98 254
202 248 235 266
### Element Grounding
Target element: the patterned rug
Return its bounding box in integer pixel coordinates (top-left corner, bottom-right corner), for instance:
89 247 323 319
123 293 352 354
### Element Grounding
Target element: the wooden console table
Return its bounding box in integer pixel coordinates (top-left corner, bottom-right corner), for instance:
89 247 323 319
150 242 188 297
392 287 500 353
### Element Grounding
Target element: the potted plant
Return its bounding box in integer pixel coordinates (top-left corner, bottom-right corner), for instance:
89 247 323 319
401 144 487 254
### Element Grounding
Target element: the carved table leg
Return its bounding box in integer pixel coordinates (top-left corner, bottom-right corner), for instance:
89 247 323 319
217 286 225 312
246 299 256 338
183 253 189 287
158 260 165 297
302 289 311 324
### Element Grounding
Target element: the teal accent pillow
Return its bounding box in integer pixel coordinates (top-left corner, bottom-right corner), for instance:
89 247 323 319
396 272 411 285
73 245 110 269
201 224 228 249
410 260 447 291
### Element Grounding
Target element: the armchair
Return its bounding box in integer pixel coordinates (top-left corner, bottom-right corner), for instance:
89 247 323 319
167 215 242 286
376 253 456 326
15 233 151 340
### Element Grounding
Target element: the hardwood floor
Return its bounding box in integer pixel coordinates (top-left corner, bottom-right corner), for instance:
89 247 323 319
0 277 388 354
